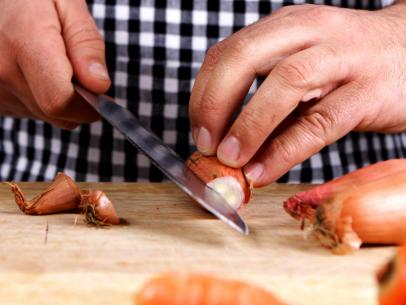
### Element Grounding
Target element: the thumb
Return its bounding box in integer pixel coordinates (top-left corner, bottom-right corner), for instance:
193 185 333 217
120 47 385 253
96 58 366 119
55 0 111 93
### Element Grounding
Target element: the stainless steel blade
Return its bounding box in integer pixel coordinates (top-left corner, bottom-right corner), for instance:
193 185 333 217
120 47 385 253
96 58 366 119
74 85 248 235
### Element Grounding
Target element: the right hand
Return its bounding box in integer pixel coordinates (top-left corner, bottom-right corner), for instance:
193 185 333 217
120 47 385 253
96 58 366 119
0 0 111 129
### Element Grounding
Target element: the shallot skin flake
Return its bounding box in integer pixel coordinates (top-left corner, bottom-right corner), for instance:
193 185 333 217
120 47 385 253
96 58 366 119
9 172 81 215
8 172 121 226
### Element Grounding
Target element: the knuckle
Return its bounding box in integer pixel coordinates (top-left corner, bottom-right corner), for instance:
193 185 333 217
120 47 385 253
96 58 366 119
240 108 268 136
305 6 347 26
273 4 311 17
298 110 336 145
305 6 331 20
200 90 221 114
274 5 296 15
225 34 252 59
15 41 44 74
66 25 104 51
204 42 225 67
205 34 252 68
313 44 342 73
276 60 312 89
39 90 71 119
320 44 340 61
16 35 59 66
270 136 296 166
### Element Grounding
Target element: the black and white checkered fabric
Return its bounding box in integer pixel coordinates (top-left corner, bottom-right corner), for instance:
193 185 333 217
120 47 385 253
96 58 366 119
0 0 402 183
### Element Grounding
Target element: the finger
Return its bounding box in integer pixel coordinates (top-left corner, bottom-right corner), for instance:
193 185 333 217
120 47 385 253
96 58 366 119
3 62 72 121
0 86 31 118
0 83 78 129
1 80 81 129
188 4 301 133
216 45 350 167
55 0 111 93
189 41 256 155
16 4 99 123
244 82 365 187
13 82 82 129
189 16 321 155
0 66 56 119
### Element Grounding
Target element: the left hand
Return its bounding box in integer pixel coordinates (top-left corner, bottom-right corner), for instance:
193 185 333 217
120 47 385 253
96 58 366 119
189 4 406 186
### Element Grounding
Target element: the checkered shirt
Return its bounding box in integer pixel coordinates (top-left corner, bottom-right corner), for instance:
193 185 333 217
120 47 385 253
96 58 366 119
0 0 403 183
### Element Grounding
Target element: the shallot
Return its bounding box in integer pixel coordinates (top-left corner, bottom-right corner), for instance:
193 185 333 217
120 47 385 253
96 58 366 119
135 272 288 305
284 159 406 254
80 190 120 225
186 151 251 210
377 245 406 305
8 173 121 225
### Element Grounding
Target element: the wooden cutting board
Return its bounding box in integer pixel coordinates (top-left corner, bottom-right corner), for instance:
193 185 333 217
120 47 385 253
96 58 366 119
0 182 394 305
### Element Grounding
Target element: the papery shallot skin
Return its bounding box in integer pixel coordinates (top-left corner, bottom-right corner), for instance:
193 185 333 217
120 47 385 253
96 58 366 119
9 172 81 215
284 159 406 254
8 173 121 226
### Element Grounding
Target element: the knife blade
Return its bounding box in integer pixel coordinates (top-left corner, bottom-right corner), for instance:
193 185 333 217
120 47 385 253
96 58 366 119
74 84 248 235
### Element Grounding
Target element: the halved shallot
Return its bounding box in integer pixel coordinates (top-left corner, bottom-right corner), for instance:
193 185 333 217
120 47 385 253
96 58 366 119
284 159 406 254
80 190 120 225
186 151 251 210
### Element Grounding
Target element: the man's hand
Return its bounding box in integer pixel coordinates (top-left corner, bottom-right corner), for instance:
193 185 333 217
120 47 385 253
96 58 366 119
189 3 406 186
0 0 110 129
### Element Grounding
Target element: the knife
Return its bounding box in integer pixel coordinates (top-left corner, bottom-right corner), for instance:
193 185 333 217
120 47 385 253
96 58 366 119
74 84 248 235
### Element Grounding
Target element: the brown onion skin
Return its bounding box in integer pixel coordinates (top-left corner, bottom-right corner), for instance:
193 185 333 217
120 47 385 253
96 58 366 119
186 151 251 204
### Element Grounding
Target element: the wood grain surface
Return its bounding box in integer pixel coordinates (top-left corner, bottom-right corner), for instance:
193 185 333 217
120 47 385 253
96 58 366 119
0 182 394 305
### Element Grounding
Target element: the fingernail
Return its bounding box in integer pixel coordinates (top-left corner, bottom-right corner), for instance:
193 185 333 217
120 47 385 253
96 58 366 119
196 127 213 154
245 163 264 183
218 136 240 164
89 62 110 81
302 89 322 102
